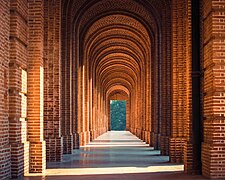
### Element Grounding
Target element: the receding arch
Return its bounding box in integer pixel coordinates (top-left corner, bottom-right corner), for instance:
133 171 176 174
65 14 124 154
61 0 172 173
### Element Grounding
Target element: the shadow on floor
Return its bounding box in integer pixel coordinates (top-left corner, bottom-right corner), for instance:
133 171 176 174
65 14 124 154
47 146 171 168
23 171 207 180
22 132 207 180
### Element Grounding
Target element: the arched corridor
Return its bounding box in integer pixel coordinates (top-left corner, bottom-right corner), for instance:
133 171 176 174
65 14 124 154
0 0 225 179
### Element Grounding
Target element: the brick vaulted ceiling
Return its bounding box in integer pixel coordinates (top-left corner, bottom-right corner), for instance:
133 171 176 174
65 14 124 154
1 0 225 179
49 0 186 176
60 0 172 147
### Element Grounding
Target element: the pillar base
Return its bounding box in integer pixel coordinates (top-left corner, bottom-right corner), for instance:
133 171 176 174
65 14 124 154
90 130 95 140
147 131 151 144
92 130 98 140
46 137 63 162
144 131 150 144
73 133 80 149
169 137 185 163
90 130 94 142
150 132 154 147
135 128 142 138
79 132 85 146
184 141 201 175
86 131 90 144
63 135 73 154
79 131 91 146
141 131 145 141
160 135 169 155
29 141 46 173
11 142 29 177
202 142 225 179
129 127 134 135
0 145 11 179
150 132 160 149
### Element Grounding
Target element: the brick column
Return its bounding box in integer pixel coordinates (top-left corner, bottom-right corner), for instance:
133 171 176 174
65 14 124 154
9 0 30 177
160 5 171 156
44 0 63 162
150 44 160 149
183 0 202 175
126 100 130 131
83 60 90 145
72 48 79 149
170 0 191 163
79 66 86 146
201 0 225 178
61 4 73 153
0 1 11 179
27 0 46 173
91 82 97 139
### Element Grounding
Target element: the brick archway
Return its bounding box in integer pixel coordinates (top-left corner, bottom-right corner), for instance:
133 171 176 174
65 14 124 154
82 13 152 144
1 0 225 179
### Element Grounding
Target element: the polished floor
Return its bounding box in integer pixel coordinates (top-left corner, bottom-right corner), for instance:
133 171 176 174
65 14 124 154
24 131 207 180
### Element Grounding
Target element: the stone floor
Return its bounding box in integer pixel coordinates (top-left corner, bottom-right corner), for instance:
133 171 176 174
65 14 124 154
24 131 207 180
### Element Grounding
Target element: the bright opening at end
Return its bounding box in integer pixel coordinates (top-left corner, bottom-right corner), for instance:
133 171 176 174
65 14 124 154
110 100 126 131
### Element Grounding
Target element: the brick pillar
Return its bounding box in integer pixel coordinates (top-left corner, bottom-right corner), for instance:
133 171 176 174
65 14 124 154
144 51 151 145
83 60 90 145
72 60 79 149
201 0 225 178
71 42 79 149
126 100 130 131
183 0 202 175
150 45 160 150
72 70 79 149
0 1 11 179
78 61 85 145
27 0 46 173
136 79 142 139
150 45 159 149
160 5 171 156
44 0 63 162
91 83 97 139
9 0 30 177
170 0 191 163
61 5 73 153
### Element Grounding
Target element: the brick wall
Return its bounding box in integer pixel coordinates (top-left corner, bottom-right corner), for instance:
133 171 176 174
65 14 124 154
160 1 172 156
170 0 191 163
1 0 225 179
27 0 46 173
201 0 225 178
61 0 74 153
0 1 11 179
44 0 63 162
9 0 30 177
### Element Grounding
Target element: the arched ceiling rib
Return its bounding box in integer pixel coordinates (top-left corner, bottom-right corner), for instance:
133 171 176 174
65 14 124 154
108 89 129 101
107 85 130 98
87 36 147 67
75 0 159 39
103 78 134 96
99 67 137 88
93 50 143 74
62 0 171 101
82 13 150 100
96 57 140 81
84 15 150 45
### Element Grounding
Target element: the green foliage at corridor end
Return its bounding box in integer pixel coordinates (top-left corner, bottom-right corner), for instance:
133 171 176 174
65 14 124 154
110 100 126 131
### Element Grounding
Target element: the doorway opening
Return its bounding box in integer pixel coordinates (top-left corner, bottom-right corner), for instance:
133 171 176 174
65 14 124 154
110 100 126 131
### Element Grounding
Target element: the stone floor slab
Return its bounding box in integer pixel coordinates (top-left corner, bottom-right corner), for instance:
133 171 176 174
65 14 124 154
23 131 207 180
